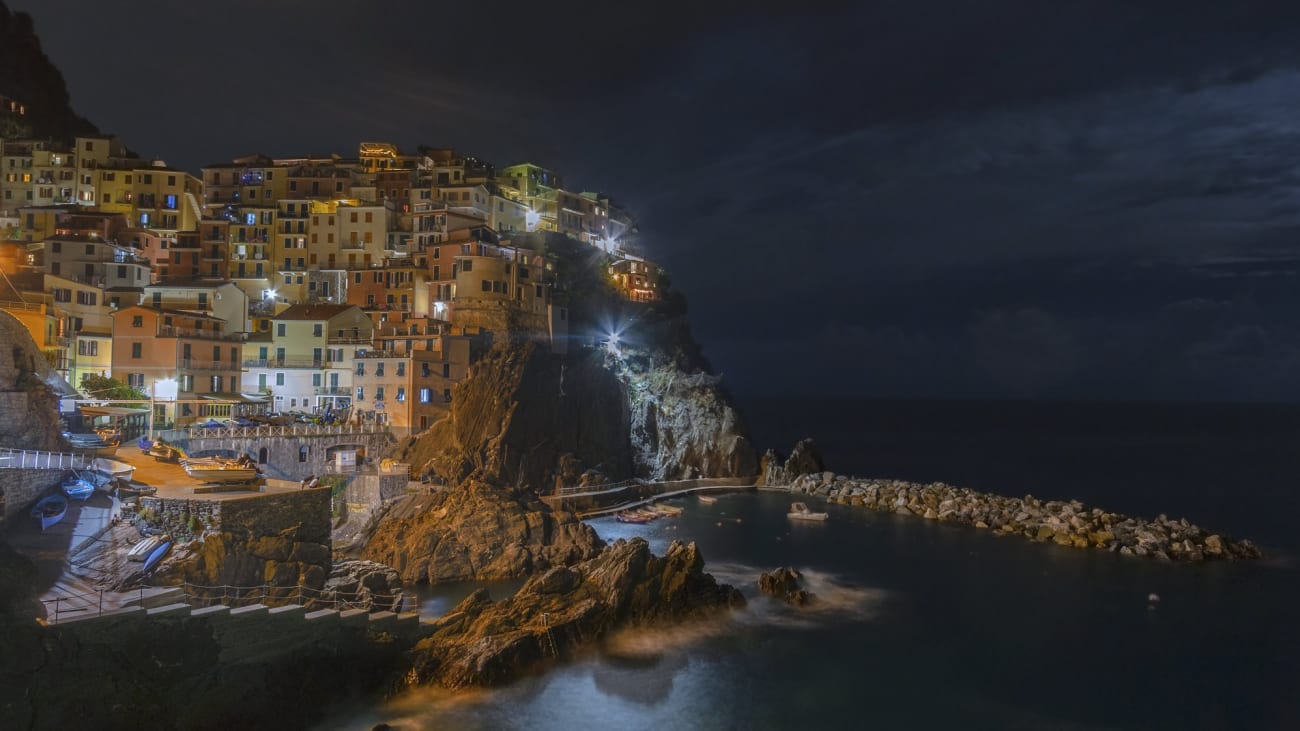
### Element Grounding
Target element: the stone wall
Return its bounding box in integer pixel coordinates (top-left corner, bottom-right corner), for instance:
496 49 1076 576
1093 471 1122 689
0 467 65 522
149 490 335 599
343 471 409 518
174 432 394 481
139 496 222 541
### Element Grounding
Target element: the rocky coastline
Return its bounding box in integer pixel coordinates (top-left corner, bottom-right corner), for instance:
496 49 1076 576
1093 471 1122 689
762 441 1262 562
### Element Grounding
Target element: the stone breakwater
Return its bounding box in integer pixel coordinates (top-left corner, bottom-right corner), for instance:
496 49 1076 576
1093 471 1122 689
783 471 1262 561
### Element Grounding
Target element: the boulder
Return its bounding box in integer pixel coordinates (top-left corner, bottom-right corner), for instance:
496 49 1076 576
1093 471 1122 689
758 567 814 606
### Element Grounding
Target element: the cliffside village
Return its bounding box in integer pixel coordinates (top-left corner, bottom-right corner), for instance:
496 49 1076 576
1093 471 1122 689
0 137 662 436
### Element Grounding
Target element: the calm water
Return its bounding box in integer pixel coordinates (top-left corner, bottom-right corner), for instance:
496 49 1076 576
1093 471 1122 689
318 401 1300 730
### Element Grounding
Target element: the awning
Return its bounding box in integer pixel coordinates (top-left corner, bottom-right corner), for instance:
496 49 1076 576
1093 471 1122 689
79 406 148 417
201 393 269 404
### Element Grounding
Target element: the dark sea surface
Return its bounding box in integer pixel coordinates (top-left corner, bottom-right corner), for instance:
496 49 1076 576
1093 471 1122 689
318 400 1300 730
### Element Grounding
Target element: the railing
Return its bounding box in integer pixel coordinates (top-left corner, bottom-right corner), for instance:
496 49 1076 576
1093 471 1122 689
242 357 326 369
0 299 46 312
176 581 410 614
158 423 387 441
554 479 642 497
327 337 371 345
314 387 351 396
178 358 241 372
158 326 243 342
0 447 93 470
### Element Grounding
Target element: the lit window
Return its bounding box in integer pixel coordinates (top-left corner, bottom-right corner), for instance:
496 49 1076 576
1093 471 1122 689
419 388 431 403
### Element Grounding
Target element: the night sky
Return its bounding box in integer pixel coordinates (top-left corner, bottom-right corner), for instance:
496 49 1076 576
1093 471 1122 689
14 0 1300 402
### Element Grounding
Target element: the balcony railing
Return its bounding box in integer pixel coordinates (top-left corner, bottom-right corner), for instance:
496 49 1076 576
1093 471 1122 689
158 326 243 342
177 358 242 372
327 336 371 345
242 357 327 369
314 387 351 396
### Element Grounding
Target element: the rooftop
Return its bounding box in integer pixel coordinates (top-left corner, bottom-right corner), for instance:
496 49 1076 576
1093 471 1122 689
273 303 358 321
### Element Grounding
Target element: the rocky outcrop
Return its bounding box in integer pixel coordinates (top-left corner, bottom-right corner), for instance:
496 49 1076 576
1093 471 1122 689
407 538 744 689
361 481 604 584
759 567 814 606
153 490 334 601
759 438 824 487
320 559 404 612
780 471 1262 562
0 2 100 142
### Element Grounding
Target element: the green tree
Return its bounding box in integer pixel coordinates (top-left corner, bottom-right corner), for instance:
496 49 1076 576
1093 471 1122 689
79 373 145 400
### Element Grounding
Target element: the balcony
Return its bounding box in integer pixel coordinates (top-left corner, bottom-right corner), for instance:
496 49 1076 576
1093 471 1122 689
158 325 243 342
177 358 242 372
314 387 351 396
242 357 326 369
328 335 371 345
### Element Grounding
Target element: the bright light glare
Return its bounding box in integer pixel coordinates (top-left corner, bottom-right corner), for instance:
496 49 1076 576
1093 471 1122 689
265 289 277 300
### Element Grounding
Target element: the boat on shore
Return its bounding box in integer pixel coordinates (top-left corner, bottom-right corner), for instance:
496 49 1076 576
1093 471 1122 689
183 458 259 483
62 477 95 501
788 502 829 522
148 442 184 462
30 494 68 531
65 433 120 456
90 457 135 483
141 540 172 572
127 535 165 562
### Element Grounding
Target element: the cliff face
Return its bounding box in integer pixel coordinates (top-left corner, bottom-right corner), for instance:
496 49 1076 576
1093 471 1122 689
0 2 99 141
361 480 604 584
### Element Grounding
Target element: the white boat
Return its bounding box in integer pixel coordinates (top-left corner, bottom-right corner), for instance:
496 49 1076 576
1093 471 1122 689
90 457 135 483
127 535 164 562
788 502 829 522
697 494 718 505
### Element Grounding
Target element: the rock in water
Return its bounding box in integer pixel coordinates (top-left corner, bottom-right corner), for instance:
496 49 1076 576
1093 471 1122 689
759 567 814 606
407 538 744 689
361 480 604 584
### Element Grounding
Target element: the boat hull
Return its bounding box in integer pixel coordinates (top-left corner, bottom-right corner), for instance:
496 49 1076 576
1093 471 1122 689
141 541 171 572
31 495 68 531
62 479 95 501
183 467 259 483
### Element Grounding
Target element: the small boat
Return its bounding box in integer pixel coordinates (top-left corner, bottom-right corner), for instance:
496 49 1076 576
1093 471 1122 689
148 443 184 462
616 510 656 524
127 535 164 562
650 504 684 517
697 494 718 505
30 494 68 531
141 540 172 572
62 477 95 501
90 457 135 483
183 459 259 483
65 433 120 456
788 502 829 522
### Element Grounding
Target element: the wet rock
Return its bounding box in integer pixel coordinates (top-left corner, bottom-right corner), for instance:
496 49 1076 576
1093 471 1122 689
758 567 814 606
407 539 743 689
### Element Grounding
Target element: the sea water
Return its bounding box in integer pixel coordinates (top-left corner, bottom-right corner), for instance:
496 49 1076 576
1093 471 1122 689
317 401 1300 730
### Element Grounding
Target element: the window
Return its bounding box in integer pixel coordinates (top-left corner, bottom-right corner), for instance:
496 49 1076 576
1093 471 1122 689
444 388 452 402
375 362 384 377
275 373 285 386
132 315 143 327
443 363 450 378
460 258 471 272
356 386 365 401
276 323 286 336
131 343 142 358
395 387 405 402
482 280 491 292
77 340 98 356
376 386 385 401
396 362 405 377
313 324 322 336
299 446 308 463
355 363 365 376
419 388 431 403
312 373 321 387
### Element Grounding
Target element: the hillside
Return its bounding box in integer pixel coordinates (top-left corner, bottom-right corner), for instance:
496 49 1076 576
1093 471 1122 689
0 1 98 141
